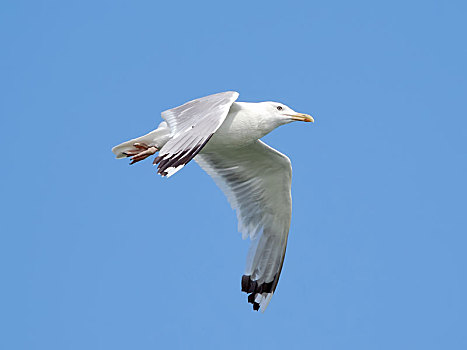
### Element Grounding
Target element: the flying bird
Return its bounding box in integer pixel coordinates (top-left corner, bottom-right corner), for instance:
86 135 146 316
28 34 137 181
112 91 314 311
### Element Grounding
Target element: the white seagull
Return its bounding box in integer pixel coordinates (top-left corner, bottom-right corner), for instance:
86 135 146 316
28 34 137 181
112 91 314 311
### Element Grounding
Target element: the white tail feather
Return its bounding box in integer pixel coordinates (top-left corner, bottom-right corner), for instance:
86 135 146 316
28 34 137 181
112 122 170 158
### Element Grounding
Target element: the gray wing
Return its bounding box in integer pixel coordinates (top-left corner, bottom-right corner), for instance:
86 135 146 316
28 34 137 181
154 91 239 177
195 140 292 312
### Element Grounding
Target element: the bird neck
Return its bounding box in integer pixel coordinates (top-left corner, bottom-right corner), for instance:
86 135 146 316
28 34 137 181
232 102 284 137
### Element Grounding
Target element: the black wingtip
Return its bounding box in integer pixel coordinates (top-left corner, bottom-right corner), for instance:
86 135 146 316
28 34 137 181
155 134 214 177
242 274 276 311
241 275 257 293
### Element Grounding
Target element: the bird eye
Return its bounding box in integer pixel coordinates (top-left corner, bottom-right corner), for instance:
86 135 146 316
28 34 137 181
276 106 283 111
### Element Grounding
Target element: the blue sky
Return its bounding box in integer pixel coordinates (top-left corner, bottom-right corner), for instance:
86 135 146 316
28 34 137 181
1 0 466 349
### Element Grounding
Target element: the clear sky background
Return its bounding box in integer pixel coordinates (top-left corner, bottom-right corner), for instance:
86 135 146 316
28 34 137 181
1 0 466 349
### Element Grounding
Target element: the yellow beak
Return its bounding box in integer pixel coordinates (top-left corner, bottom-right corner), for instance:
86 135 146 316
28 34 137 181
291 113 314 123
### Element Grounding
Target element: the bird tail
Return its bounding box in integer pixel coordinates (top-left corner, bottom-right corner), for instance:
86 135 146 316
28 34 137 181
112 121 171 159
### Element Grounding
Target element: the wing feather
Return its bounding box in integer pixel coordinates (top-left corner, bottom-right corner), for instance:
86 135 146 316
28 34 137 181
195 140 292 311
154 91 239 177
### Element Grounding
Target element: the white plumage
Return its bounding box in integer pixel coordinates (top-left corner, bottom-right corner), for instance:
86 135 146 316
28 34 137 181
112 91 313 311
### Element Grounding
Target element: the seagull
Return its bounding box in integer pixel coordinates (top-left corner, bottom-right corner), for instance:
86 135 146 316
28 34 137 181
112 91 314 311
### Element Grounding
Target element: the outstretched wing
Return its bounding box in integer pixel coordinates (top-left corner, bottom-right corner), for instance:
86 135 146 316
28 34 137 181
154 91 239 177
195 140 292 311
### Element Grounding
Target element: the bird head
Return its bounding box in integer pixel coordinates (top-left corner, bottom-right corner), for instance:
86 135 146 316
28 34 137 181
264 101 314 125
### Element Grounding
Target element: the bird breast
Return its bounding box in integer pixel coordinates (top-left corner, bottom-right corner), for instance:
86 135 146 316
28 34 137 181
204 103 273 151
